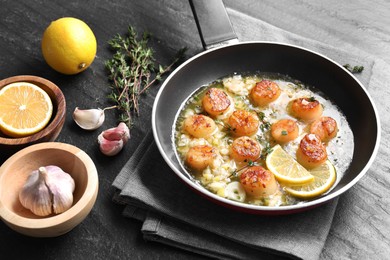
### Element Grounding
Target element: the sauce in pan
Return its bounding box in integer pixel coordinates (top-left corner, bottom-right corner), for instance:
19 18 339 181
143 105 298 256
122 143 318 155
174 73 354 206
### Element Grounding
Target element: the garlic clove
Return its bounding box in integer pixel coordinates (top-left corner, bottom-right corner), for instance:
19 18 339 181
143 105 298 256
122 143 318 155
43 166 75 214
73 107 105 130
102 122 130 143
98 132 124 156
19 166 75 217
97 122 130 156
19 169 52 216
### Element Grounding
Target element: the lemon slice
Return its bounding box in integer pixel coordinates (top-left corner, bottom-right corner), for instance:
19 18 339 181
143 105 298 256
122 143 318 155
0 82 53 137
266 144 314 184
284 160 336 199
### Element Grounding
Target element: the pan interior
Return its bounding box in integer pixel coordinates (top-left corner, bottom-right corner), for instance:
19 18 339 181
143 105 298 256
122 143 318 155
153 42 379 211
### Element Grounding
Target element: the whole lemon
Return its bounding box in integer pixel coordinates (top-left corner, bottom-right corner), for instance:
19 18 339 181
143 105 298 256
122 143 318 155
41 17 97 75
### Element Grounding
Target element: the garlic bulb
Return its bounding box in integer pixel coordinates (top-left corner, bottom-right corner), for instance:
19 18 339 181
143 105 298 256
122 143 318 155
19 166 75 216
98 122 130 156
73 107 105 130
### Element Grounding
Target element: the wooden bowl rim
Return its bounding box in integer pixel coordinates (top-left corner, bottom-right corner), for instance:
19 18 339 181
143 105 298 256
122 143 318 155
0 75 66 145
0 142 98 229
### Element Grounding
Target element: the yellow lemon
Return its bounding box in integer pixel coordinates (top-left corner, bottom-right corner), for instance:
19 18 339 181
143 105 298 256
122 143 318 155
41 17 97 75
284 160 337 199
0 82 53 137
266 144 314 185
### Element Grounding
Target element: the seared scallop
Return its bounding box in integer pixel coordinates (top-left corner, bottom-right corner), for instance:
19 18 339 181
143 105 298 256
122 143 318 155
183 114 217 138
310 116 338 142
240 166 279 198
186 145 216 171
202 88 231 117
250 79 281 107
271 119 299 143
290 97 323 121
227 110 260 137
230 136 261 162
296 134 327 169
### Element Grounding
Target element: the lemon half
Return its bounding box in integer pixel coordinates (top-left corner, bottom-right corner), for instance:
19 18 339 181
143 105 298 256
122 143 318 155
0 82 53 137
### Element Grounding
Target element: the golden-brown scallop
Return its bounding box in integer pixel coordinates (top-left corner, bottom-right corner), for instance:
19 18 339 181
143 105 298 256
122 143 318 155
202 88 231 117
186 145 216 171
250 79 281 107
310 116 338 142
227 110 259 137
296 134 327 169
183 114 217 138
230 136 261 162
240 166 278 198
270 119 299 143
290 97 323 121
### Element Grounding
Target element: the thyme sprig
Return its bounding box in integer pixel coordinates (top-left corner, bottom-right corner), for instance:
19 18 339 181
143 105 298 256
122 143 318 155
343 64 364 73
229 159 257 179
105 26 186 127
228 143 273 179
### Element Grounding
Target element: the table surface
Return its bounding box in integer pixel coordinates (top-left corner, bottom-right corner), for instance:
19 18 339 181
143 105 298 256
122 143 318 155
1 0 389 259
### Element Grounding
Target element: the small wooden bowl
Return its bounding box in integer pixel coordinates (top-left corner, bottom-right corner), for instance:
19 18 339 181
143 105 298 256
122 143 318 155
0 75 66 158
0 142 98 237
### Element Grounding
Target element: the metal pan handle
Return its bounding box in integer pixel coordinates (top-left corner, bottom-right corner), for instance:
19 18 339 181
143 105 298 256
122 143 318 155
189 0 239 49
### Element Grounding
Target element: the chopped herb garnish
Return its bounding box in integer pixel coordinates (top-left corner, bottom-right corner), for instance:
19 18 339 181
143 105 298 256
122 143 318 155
281 130 288 136
260 122 271 131
257 111 266 121
260 143 273 159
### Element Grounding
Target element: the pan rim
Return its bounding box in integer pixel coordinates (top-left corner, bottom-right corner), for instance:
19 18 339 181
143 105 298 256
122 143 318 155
152 40 381 213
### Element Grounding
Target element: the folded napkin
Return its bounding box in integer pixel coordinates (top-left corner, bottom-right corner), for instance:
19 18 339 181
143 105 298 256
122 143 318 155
114 131 339 260
112 6 381 260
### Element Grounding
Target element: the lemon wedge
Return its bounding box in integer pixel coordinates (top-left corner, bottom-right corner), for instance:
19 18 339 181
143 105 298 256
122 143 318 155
284 160 336 199
266 144 314 185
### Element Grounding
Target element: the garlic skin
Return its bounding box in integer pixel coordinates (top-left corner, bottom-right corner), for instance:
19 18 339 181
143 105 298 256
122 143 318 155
73 107 105 130
98 134 124 156
19 166 75 217
102 122 130 144
98 122 130 156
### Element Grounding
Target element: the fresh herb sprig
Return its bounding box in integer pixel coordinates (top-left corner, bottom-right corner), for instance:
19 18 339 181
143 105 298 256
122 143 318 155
343 64 364 73
105 26 186 128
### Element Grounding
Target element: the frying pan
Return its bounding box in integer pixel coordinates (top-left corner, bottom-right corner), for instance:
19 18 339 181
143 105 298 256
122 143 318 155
152 0 380 214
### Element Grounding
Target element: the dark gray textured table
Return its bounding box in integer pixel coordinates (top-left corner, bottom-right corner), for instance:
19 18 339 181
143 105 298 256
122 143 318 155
1 0 389 259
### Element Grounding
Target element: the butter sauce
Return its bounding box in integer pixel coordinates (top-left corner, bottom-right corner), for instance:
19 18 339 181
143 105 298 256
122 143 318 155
173 73 354 206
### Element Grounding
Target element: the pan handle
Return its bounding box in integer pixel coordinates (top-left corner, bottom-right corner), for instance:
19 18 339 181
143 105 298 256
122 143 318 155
189 0 239 50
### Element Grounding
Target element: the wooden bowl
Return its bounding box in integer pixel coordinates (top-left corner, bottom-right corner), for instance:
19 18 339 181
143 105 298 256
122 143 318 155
0 142 98 237
0 75 66 158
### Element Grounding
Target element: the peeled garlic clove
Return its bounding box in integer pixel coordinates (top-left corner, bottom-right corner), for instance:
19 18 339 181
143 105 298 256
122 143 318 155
19 166 75 217
73 107 105 130
98 132 124 156
102 122 130 143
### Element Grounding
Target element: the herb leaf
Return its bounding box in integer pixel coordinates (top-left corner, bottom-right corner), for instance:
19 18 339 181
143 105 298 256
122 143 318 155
105 25 186 128
343 64 364 73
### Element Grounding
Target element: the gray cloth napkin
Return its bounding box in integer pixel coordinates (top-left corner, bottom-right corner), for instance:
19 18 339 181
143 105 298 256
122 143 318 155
113 131 338 260
112 7 382 260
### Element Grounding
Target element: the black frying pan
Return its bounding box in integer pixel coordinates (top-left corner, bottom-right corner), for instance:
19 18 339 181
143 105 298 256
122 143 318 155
152 0 380 214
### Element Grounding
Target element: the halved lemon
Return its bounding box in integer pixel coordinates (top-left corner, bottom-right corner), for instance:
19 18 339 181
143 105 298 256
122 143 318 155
0 82 53 137
284 160 336 199
266 144 314 184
